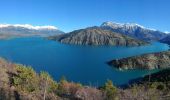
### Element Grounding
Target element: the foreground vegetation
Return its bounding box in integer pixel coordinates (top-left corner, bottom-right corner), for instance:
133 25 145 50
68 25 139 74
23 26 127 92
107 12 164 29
0 58 170 100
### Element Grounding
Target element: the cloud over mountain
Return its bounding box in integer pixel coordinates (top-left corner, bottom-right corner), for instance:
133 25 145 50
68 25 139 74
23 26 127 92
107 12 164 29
0 24 58 30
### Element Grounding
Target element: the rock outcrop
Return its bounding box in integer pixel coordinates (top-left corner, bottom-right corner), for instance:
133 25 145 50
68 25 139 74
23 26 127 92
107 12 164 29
49 27 148 46
108 50 170 70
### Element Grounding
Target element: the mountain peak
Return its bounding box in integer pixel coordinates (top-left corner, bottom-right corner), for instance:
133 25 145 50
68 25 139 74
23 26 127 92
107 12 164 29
0 24 58 30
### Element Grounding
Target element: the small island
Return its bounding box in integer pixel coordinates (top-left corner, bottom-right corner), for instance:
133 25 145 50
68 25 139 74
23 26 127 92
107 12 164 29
49 27 148 46
108 50 170 70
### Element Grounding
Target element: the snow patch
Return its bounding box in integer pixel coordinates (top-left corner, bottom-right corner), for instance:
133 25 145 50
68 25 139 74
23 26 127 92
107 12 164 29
165 31 170 34
101 21 159 31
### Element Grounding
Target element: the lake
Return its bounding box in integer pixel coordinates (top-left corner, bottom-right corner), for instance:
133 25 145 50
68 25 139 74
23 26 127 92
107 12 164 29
0 37 169 87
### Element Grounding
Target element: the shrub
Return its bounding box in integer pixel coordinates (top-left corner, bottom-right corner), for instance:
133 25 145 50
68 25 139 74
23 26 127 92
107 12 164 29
102 80 118 100
12 64 39 92
57 76 82 97
39 71 58 93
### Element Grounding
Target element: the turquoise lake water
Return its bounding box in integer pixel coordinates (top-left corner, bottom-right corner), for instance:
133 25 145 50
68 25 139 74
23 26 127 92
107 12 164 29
0 37 169 86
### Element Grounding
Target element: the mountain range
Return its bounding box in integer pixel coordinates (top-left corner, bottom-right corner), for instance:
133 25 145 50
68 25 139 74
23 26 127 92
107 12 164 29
0 22 169 45
0 24 64 39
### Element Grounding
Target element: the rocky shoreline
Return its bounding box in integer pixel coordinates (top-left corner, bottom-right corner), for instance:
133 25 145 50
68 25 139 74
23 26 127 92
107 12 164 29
108 50 170 70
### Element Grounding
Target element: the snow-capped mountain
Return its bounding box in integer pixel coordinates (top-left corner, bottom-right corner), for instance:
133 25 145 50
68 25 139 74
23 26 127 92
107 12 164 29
101 21 167 41
0 24 64 39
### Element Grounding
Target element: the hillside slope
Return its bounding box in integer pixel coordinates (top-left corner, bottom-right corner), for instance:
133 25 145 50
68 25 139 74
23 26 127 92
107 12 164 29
0 58 170 100
49 27 147 46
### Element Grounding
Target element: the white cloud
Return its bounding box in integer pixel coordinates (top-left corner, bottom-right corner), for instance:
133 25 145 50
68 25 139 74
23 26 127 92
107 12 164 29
0 24 58 30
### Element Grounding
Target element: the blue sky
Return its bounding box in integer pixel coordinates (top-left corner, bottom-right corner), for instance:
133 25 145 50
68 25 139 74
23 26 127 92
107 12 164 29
0 0 169 32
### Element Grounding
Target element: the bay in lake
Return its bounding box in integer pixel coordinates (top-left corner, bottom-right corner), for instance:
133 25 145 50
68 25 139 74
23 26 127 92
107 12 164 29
0 37 169 86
